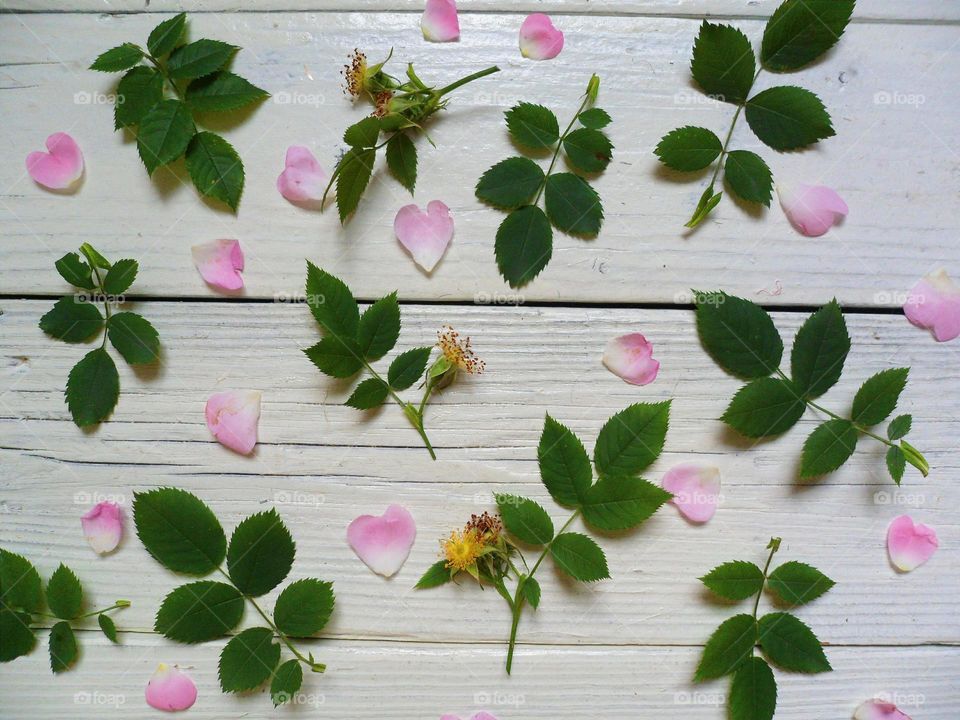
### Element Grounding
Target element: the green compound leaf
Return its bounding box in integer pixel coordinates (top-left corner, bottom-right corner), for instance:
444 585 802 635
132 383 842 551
581 476 670 532
745 86 835 151
0 549 43 613
724 150 773 206
227 509 296 597
655 126 723 172
495 494 554 545
107 312 161 365
274 579 335 637
757 612 831 673
800 419 858 478
133 487 227 575
695 613 757 681
304 335 364 378
335 148 375 222
594 401 671 478
346 378 390 410
155 581 244 642
66 348 120 427
90 43 144 73
538 414 592 508
886 445 906 485
730 656 777 720
102 258 138 295
186 71 269 113
550 533 609 582
114 66 164 130
494 205 553 288
766 561 835 606
562 128 613 173
305 263 360 338
475 157 545 210
721 377 806 438
147 12 187 58
415 560 451 590
39 297 103 343
185 131 244 211
55 253 96 290
388 347 432 391
98 613 119 643
270 659 304 707
543 173 603 237
385 132 418 193
690 21 757 104
46 564 83 620
761 0 855 72
168 39 238 80
48 621 78 674
218 626 280 692
851 368 909 426
505 103 560 149
790 300 850 399
694 291 783 379
357 293 401 361
578 107 611 129
137 99 196 175
700 560 765 601
887 414 912 441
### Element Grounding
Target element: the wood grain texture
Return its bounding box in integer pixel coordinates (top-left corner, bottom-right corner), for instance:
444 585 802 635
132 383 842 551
1 12 958 305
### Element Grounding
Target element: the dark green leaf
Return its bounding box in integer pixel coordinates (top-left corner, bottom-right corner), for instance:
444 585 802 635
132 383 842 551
887 414 912 441
886 445 906 485
185 131 244 210
39 297 103 342
654 126 723 172
270 659 303 707
695 613 757 680
168 39 238 80
544 173 603 237
186 71 268 113
357 293 400 360
155 581 244 642
578 108 611 129
343 117 381 148
304 336 364 378
594 401 671 478
700 561 765 601
346 378 389 410
475 157 544 210
538 414 592 507
90 43 144 72
133 487 227 575
305 263 360 338
852 368 909 426
98 613 119 643
550 533 609 582
766 561 835 606
730 656 777 720
757 612 830 673
745 86 835 151
218 626 280 692
66 348 120 426
581 476 670 531
761 0 855 72
385 133 417 192
494 205 553 288
724 150 773 206
694 291 783 379
495 494 554 545
49 621 78 673
0 610 35 662
335 148 375 222
147 12 187 58
137 99 196 175
107 312 161 365
563 128 613 173
0 549 43 612
691 21 757 104
46 564 83 620
274 579 335 637
721 377 806 438
114 66 164 129
505 103 560 149
55 253 95 290
415 560 451 589
790 300 850 399
102 258 138 295
388 347 431 390
800 419 858 478
522 576 541 609
227 509 296 597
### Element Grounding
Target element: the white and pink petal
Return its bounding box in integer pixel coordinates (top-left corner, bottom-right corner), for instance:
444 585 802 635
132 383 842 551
192 239 244 291
277 146 329 203
205 390 261 455
395 200 454 273
602 333 660 386
903 268 960 342
887 514 938 572
26 132 84 190
145 664 197 712
777 183 848 237
347 504 417 578
661 464 721 523
421 0 460 42
81 501 123 554
853 699 912 720
519 14 564 60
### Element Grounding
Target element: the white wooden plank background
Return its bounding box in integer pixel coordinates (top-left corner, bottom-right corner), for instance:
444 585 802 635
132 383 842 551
1 2 958 719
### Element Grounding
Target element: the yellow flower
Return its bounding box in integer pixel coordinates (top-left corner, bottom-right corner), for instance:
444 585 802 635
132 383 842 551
442 529 484 573
341 49 368 98
437 326 485 374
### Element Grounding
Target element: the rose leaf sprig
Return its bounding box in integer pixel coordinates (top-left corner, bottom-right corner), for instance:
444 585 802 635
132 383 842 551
695 291 928 483
90 12 269 211
39 243 161 427
0 548 129 673
697 538 834 720
325 50 499 222
133 488 334 706
476 74 611 288
655 0 855 227
303 263 484 461
416 403 671 673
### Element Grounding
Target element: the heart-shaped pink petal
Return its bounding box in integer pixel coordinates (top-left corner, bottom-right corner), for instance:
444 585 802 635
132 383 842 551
205 390 261 455
904 268 960 342
81 501 123 554
519 14 564 60
192 239 244 291
602 333 660 385
422 0 460 42
395 200 454 273
887 514 938 572
145 663 197 712
277 146 329 203
347 504 416 577
854 700 912 720
662 463 721 523
777 183 848 236
26 132 84 190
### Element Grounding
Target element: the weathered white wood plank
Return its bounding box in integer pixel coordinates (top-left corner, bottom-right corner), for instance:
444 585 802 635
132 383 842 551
1 13 957 305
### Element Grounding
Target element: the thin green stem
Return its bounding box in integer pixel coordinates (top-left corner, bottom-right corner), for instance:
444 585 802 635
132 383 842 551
752 539 779 620
76 600 130 620
362 359 437 460
533 94 593 206
708 103 744 189
145 52 184 100
436 66 500 97
89 264 112 349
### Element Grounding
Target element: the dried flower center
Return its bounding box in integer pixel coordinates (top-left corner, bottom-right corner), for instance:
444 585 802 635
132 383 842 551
342 49 367 97
437 325 485 374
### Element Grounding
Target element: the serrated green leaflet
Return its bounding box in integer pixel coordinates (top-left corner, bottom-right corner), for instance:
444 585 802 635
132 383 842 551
495 205 553 288
695 613 757 680
691 21 756 104
550 533 609 582
218 626 280 692
227 509 295 597
271 659 303 706
0 550 43 612
385 132 417 192
305 263 360 338
505 103 560 148
114 66 164 129
107 312 161 365
55 253 95 290
0 610 35 662
39 298 103 343
700 560 765 601
544 173 603 237
346 377 389 409
790 300 849 399
593 401 670 478
887 414 912 441
538 414 592 507
90 43 143 72
757 612 830 673
335 148 375 222
66 348 120 426
475 157 544 210
886 445 906 484
496 495 554 545
137 99 196 175
185 131 244 210
761 0 855 72
304 335 364 378
766 561 834 606
155 581 244 642
578 107 611 129
147 12 186 57
745 86 835 151
729 656 777 720
581 476 670 532
48 621 78 673
800 419 858 478
388 347 431 390
102 258 138 295
722 377 805 438
724 150 773 206
655 126 723 172
98 613 119 643
694 291 783 379
46 564 83 620
852 368 908 426
168 39 237 79
343 116 381 148
358 293 400 361
186 71 268 113
274 579 335 637
415 560 451 589
562 128 613 173
133 487 226 574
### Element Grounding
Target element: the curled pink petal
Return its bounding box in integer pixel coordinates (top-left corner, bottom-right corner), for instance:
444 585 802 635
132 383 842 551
602 333 660 386
347 504 416 577
145 663 197 712
422 0 460 42
903 268 960 342
887 514 938 572
777 183 848 236
854 699 912 720
277 146 329 203
394 200 454 273
26 132 84 190
662 463 721 523
519 14 564 60
191 239 244 291
205 390 261 455
81 501 123 554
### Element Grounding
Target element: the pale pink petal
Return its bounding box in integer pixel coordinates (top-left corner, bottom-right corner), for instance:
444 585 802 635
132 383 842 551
777 183 848 237
853 699 912 720
81 501 123 554
347 504 416 577
394 200 454 273
519 14 564 60
191 239 244 291
422 0 460 42
470 714 499 720
145 664 197 712
903 268 960 342
887 514 938 572
662 463 721 523
25 132 84 190
277 146 329 203
602 333 660 386
205 390 261 455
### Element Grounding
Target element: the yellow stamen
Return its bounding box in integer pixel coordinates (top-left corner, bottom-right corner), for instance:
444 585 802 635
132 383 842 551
437 325 485 374
442 529 484 572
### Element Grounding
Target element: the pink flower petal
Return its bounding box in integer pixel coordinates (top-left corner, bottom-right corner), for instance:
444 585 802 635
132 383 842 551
602 333 660 386
662 464 721 523
347 504 416 577
777 183 848 236
903 268 960 342
191 239 244 291
519 14 564 60
422 0 460 42
887 514 938 572
145 664 197 712
25 132 84 190
394 200 454 273
854 699 912 720
205 390 261 455
440 714 498 720
277 146 329 203
81 501 123 554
